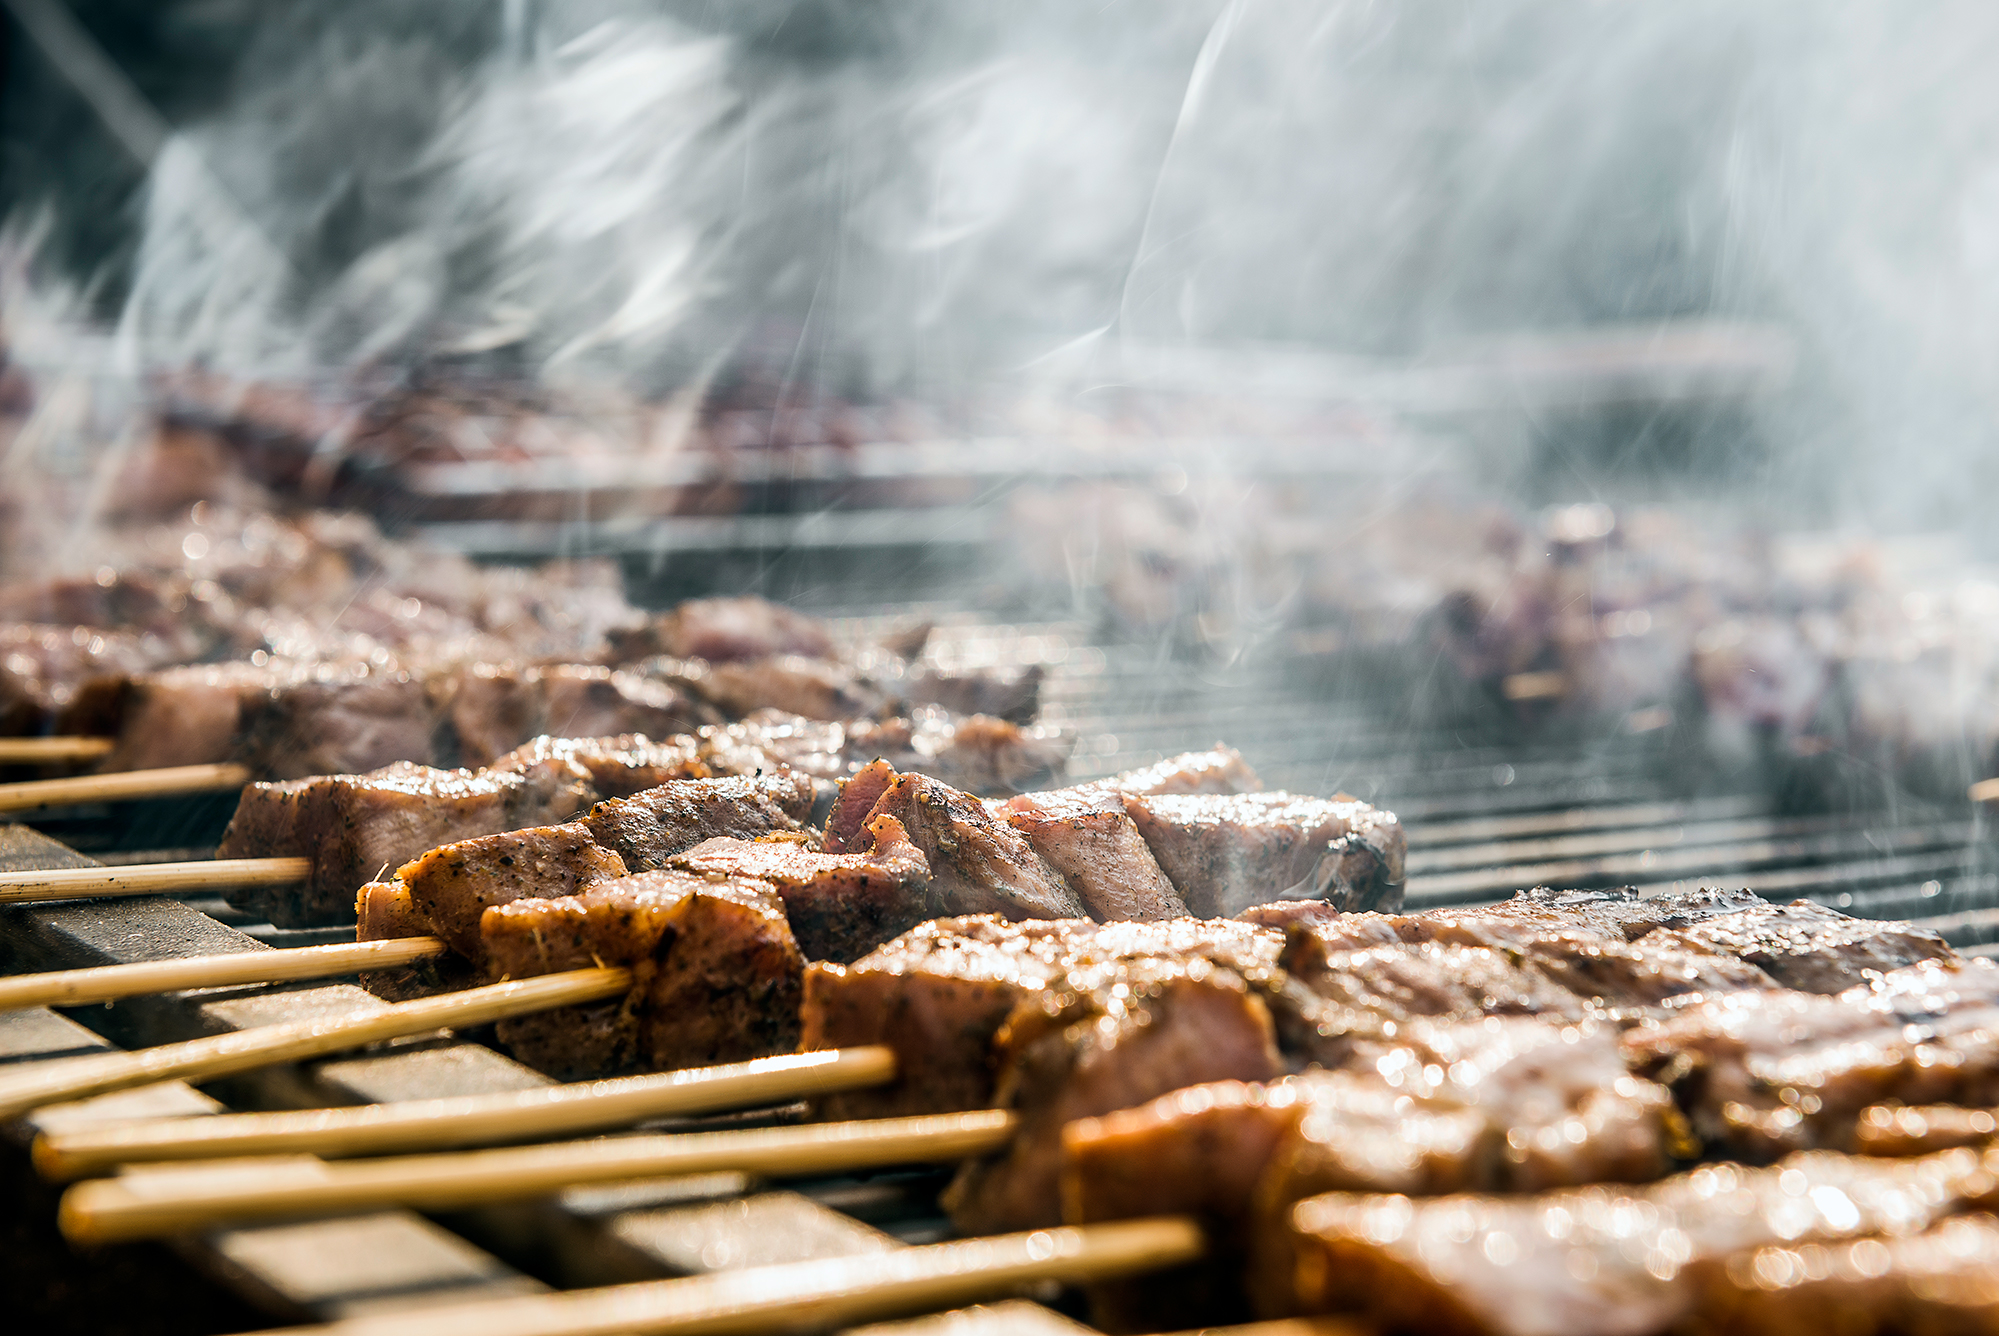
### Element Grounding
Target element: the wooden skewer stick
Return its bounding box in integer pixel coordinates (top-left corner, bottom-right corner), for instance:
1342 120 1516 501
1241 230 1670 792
0 735 115 764
0 965 631 1123
60 1109 1018 1244
0 856 311 905
34 1045 898 1181
1970 777 1999 804
1501 670 1569 702
227 1215 1205 1336
0 761 253 814
0 935 447 1014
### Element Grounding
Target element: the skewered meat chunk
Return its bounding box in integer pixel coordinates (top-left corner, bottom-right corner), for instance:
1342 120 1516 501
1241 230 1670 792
1261 1148 1999 1335
483 871 805 1079
1625 958 1999 1163
217 758 599 926
665 813 932 962
1854 1103 1999 1157
799 915 1285 1122
89 661 273 772
942 956 1286 1235
606 596 837 664
1411 884 1764 943
362 772 812 968
245 663 439 779
686 655 889 722
1064 1018 1686 1328
998 785 1188 922
695 707 1070 796
396 821 629 960
0 624 163 737
1635 897 1956 993
845 771 1087 921
1121 790 1404 916
486 732 709 797
1686 1212 1999 1336
580 771 815 872
900 663 1044 725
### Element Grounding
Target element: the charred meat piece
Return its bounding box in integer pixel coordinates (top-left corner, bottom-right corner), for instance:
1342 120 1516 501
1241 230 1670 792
1626 958 1999 1162
849 771 1086 921
606 595 837 665
1065 1018 1684 1329
1687 1212 1999 1336
388 821 628 963
483 870 806 1079
1463 884 1765 942
581 771 814 872
999 785 1188 922
1263 1148 1999 1336
1280 939 1595 1030
799 914 1286 1122
488 732 710 797
1121 790 1405 917
666 813 932 962
942 956 1285 1235
823 759 898 854
217 759 597 927
245 664 440 780
1636 897 1957 993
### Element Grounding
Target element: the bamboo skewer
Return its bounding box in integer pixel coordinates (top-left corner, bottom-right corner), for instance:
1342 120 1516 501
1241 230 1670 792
60 1109 1018 1244
1970 777 1999 804
35 1045 899 1180
0 761 253 814
0 966 631 1122
0 735 115 764
0 935 447 1014
230 1216 1205 1336
0 856 311 905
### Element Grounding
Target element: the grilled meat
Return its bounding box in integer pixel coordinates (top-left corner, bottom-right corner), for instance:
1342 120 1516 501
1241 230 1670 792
1262 1148 1999 1335
1121 790 1405 916
218 758 598 927
1635 897 1956 993
854 771 1087 921
695 707 1071 796
998 785 1188 921
580 771 815 872
666 813 932 962
943 955 1286 1234
605 596 837 665
798 914 1286 1122
1625 957 1999 1162
484 871 805 1079
1687 1212 1999 1336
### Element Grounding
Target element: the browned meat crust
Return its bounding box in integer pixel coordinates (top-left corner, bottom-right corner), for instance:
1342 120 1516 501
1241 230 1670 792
1686 1213 1999 1336
1121 790 1405 917
394 821 629 961
1636 897 1957 993
798 915 1286 1123
1094 746 1264 796
1625 958 1999 1162
218 758 598 926
488 732 710 797
999 786 1188 921
1261 1148 1999 1335
942 957 1285 1235
667 812 932 962
484 870 805 1078
581 772 813 871
858 772 1086 921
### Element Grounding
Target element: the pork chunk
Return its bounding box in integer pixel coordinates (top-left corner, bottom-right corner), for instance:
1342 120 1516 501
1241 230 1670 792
389 821 629 962
1095 746 1264 796
1636 897 1957 993
483 870 805 1079
607 596 837 664
1263 1148 1999 1335
218 760 596 926
96 661 274 772
1122 790 1404 917
1000 785 1188 922
1625 958 1999 1161
489 732 710 797
247 666 439 779
667 812 932 962
941 957 1285 1235
858 772 1086 921
582 772 813 872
